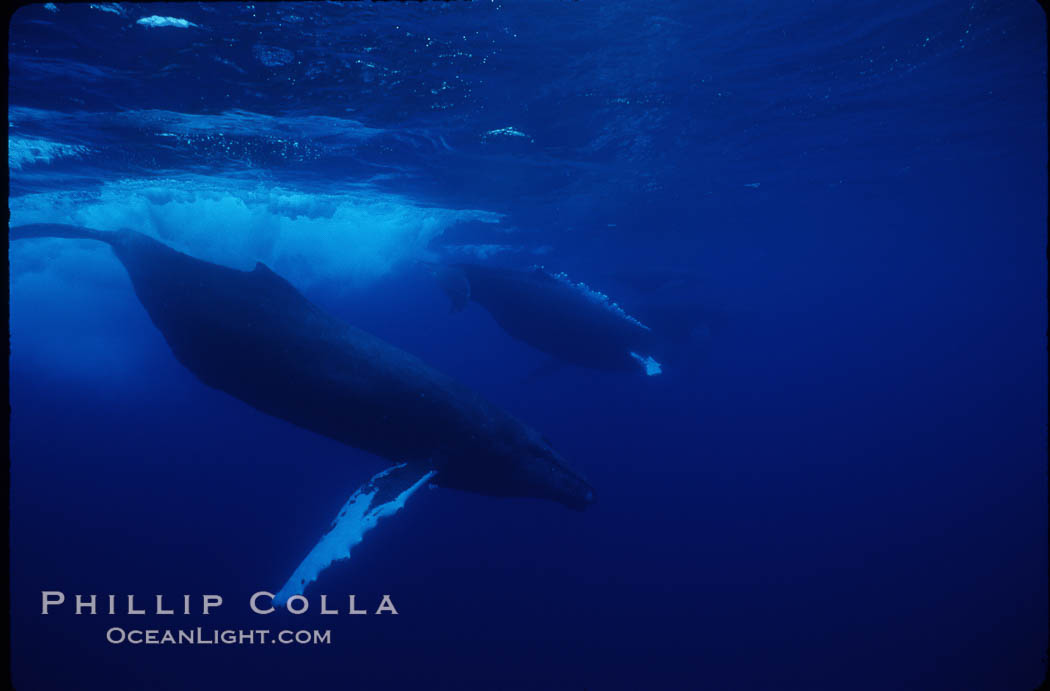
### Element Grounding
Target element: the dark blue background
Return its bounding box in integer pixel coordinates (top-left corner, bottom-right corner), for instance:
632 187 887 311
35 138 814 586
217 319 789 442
8 2 1047 689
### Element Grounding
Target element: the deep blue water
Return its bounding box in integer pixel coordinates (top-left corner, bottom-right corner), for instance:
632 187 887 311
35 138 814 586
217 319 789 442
7 2 1047 689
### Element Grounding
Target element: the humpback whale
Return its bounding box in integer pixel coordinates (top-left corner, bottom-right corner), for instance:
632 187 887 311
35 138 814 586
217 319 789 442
11 224 595 602
431 263 664 376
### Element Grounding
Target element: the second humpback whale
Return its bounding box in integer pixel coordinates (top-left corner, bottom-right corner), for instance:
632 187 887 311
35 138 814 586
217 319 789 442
431 262 665 376
11 223 595 602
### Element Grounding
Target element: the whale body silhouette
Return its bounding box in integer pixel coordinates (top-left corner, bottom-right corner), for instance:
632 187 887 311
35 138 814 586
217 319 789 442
432 262 664 375
11 223 594 600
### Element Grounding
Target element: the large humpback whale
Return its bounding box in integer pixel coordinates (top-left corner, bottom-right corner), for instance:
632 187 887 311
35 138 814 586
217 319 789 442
11 224 594 602
431 262 664 376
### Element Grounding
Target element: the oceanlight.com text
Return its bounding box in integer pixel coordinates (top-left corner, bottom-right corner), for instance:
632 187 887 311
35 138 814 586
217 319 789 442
105 628 332 645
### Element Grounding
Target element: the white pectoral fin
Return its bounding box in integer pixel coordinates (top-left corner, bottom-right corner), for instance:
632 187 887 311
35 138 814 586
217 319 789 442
274 463 437 605
629 351 663 376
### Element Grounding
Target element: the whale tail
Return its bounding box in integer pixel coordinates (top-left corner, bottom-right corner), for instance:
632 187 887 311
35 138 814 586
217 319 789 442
10 223 112 244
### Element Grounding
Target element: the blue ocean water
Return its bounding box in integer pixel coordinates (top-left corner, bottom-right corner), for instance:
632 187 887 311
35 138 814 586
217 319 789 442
7 1 1047 689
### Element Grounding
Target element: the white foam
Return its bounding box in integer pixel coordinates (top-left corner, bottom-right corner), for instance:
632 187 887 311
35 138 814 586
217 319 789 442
8 136 90 170
136 16 198 29
483 127 533 142
9 106 385 145
9 175 502 288
89 3 124 15
442 243 513 259
274 465 436 605
253 44 295 67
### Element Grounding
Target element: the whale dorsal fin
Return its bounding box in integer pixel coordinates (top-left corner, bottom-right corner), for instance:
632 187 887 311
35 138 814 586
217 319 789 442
247 262 321 313
251 261 284 280
250 261 301 293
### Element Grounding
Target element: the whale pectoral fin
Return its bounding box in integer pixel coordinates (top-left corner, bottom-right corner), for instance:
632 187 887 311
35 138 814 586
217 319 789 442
629 352 663 376
274 463 437 605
